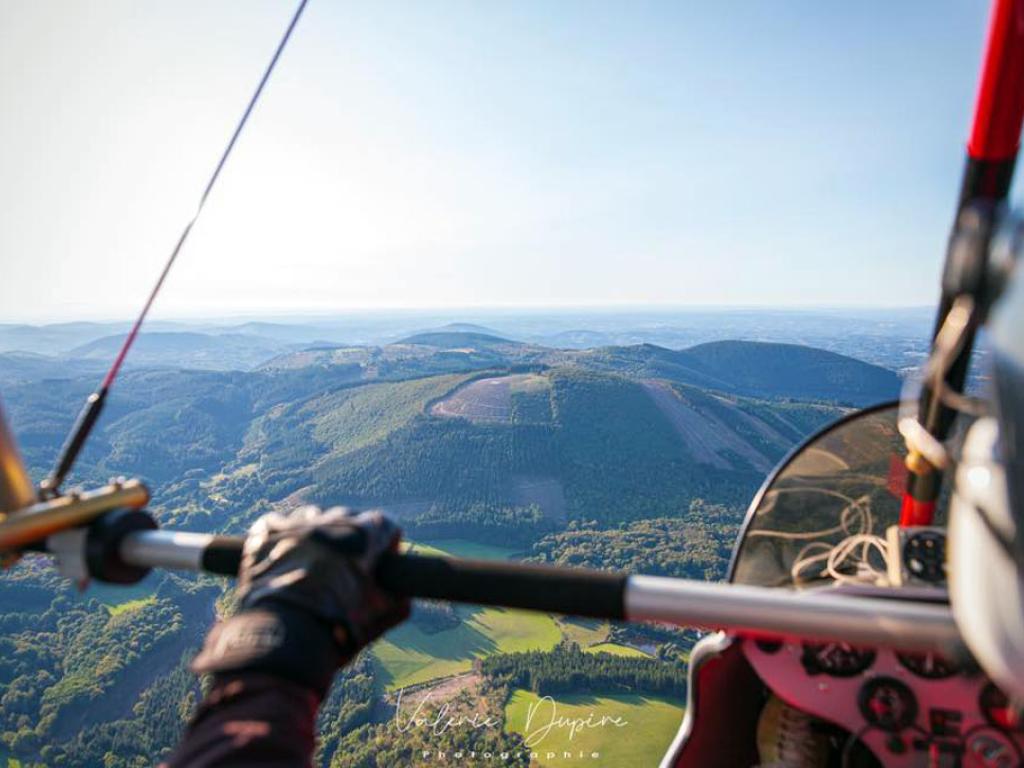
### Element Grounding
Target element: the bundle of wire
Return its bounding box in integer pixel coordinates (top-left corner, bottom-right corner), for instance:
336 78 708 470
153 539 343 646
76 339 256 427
788 496 891 586
747 492 892 586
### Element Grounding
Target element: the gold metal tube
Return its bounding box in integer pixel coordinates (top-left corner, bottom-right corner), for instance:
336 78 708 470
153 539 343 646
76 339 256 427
0 479 149 552
0 399 35 517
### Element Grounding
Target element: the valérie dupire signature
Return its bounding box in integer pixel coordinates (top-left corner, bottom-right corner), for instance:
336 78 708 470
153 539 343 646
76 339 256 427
393 688 503 737
519 696 628 747
392 689 628 747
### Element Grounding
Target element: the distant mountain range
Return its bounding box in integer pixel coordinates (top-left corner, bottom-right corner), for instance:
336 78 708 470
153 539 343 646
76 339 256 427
67 332 302 372
259 332 898 406
0 308 934 372
0 351 107 384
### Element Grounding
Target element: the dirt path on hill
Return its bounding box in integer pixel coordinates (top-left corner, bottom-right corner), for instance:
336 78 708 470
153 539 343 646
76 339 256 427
643 380 775 472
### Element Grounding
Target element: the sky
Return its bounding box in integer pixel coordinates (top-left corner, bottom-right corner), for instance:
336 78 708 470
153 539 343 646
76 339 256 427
0 1 1000 322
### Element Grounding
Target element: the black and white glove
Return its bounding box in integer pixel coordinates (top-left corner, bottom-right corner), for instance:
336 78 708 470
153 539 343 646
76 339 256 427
192 506 409 697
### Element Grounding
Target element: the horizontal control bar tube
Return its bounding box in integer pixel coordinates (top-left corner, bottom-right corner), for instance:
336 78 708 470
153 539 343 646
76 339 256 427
625 575 959 653
119 530 959 653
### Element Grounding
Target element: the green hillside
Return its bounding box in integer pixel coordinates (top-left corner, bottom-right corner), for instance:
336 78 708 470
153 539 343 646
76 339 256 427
678 340 900 405
255 367 840 531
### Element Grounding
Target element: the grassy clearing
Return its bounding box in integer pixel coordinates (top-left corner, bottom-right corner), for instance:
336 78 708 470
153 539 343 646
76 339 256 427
504 690 684 767
377 539 557 690
510 375 554 424
509 374 550 394
583 642 650 658
470 607 561 654
404 541 448 557
557 617 609 646
373 606 559 690
312 374 472 458
105 595 157 617
372 624 481 689
416 538 519 560
85 574 159 607
202 462 260 489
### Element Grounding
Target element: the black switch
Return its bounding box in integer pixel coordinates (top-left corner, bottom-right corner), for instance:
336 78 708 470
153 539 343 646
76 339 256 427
930 708 963 737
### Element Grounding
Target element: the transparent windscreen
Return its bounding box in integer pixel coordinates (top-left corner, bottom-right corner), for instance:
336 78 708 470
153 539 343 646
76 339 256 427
731 405 908 589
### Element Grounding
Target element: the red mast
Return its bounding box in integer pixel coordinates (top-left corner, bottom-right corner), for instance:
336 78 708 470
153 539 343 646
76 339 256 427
902 0 1024 526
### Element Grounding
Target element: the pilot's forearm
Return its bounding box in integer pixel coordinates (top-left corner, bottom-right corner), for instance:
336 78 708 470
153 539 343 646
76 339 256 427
162 673 319 768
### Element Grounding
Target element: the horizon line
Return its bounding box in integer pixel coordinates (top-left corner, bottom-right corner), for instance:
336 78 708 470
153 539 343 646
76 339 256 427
0 303 938 326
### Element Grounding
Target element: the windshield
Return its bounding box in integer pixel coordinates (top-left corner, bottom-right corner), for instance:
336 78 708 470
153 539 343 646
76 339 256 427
731 404 909 589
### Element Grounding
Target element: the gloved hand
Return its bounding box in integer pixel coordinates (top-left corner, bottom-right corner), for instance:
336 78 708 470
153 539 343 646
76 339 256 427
192 506 409 697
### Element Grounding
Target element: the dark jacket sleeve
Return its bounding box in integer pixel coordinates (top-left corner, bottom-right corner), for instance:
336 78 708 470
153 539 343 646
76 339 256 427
161 673 320 768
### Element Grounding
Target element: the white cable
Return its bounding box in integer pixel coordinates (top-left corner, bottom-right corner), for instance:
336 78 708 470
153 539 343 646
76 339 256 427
763 492 894 586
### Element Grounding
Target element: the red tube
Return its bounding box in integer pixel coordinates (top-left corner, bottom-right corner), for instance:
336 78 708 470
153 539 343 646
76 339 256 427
904 0 1024 527
899 495 937 528
967 0 1024 161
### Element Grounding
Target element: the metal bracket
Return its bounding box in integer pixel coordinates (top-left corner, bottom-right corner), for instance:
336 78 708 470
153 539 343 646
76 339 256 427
0 479 149 555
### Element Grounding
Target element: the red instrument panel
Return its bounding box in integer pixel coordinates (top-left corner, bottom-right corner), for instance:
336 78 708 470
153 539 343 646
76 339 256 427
744 639 1023 767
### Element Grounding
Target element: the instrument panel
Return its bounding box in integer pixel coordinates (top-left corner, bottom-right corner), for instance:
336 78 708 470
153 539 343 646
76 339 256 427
744 638 1024 767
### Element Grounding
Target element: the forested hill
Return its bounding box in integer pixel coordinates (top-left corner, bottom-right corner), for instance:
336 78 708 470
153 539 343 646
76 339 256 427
397 331 517 348
679 340 901 404
0 337 895 538
245 367 844 532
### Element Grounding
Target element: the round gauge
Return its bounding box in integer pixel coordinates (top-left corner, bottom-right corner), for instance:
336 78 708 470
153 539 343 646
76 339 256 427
903 530 947 584
801 642 876 677
859 677 918 732
897 651 958 680
980 683 1024 733
964 728 1022 768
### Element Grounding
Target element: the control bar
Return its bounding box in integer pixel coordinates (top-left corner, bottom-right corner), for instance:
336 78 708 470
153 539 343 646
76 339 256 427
118 529 961 654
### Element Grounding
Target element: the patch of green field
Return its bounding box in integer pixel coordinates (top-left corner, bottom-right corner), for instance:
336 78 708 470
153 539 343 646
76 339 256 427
583 642 650 658
86 575 159 607
372 623 481 689
416 538 519 560
203 462 259 490
504 690 684 767
373 606 559 690
470 607 561 653
404 541 448 557
106 595 157 617
557 617 609 646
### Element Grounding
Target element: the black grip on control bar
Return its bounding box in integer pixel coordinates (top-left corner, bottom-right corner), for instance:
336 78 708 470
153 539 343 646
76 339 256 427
201 535 245 576
378 552 628 620
194 536 627 619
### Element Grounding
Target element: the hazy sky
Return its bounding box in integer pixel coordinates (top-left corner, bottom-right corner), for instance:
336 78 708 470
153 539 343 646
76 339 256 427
0 1 999 321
